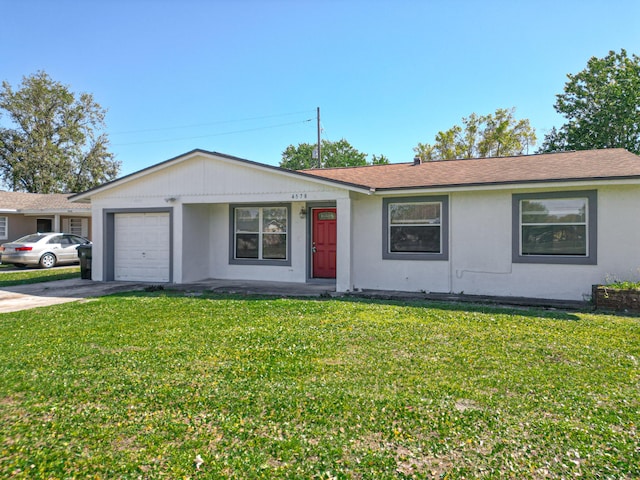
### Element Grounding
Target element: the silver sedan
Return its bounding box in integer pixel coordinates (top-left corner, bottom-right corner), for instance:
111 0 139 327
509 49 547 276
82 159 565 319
0 233 91 269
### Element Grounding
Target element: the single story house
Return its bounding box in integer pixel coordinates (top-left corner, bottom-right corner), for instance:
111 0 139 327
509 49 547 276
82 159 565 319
71 148 640 301
0 191 91 242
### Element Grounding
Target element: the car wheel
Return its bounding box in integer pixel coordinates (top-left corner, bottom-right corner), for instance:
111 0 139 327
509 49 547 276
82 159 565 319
39 253 57 269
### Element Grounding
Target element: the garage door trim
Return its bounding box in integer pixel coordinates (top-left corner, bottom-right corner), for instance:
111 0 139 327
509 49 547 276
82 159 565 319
104 208 173 282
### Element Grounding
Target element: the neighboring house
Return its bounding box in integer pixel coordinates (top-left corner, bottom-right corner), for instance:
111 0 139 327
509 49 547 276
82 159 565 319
71 148 640 301
0 191 92 242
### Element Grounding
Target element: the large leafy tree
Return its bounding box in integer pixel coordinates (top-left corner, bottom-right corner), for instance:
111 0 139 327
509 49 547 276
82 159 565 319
538 49 640 154
0 71 120 193
414 108 536 161
280 138 388 169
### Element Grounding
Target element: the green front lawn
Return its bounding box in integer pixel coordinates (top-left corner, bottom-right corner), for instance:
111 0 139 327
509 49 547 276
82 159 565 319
0 294 638 478
0 265 80 287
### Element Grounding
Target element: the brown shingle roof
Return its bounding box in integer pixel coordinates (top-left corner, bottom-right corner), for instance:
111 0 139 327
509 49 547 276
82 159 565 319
301 149 640 190
0 191 90 211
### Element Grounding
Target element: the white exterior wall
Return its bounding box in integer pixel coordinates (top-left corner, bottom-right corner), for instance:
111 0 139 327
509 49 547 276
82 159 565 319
85 150 640 301
350 185 640 301
351 194 451 293
88 153 350 284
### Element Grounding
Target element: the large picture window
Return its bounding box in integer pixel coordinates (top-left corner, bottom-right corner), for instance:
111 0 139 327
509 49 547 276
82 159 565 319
383 196 449 261
230 205 290 265
512 191 597 265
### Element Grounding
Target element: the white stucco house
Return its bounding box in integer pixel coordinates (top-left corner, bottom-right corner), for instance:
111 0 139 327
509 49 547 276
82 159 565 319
71 148 640 301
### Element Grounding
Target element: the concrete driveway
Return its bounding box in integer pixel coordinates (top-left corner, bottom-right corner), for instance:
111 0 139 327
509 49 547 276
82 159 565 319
0 278 144 313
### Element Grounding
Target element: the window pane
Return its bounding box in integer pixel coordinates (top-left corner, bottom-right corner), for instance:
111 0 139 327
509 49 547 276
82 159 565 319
236 233 259 258
236 208 259 232
390 203 440 225
263 234 287 259
521 199 586 224
262 207 287 233
317 211 336 220
390 226 441 253
522 225 586 255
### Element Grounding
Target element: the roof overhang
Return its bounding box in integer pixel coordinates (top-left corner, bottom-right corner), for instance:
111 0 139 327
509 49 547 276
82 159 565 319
372 176 640 195
20 209 91 216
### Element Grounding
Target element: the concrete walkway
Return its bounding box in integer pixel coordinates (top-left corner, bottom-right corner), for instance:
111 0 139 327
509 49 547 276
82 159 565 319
0 276 589 314
0 278 146 313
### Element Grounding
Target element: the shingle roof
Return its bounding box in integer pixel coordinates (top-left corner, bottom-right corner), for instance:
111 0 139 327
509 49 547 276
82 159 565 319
0 191 91 211
301 148 640 191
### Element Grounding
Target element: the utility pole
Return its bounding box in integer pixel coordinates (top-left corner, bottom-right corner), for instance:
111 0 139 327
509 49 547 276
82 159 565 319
317 107 321 168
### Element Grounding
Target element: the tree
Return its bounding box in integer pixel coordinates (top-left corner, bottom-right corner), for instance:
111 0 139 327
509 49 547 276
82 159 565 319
0 71 120 193
280 138 386 169
413 108 536 161
538 49 640 155
370 154 390 165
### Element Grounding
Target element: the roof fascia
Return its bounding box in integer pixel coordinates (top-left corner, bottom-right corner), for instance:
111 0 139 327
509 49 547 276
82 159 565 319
20 209 91 215
373 176 640 195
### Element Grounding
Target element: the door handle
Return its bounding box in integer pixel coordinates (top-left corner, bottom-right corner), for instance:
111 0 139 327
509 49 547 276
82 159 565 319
312 246 317 253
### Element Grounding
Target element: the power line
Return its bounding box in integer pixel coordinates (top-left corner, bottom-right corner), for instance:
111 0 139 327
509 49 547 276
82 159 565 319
110 109 316 136
112 118 314 147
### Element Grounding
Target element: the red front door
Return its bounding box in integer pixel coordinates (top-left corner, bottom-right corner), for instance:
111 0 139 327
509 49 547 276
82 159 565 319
312 208 337 278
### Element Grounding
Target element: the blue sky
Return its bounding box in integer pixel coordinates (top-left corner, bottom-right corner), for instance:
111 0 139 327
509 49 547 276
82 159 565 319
2 0 639 176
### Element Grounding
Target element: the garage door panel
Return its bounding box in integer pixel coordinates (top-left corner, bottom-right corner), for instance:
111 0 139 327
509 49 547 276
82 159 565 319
114 212 170 282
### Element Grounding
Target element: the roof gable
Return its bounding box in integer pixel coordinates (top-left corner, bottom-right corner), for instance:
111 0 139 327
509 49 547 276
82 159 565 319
72 150 365 202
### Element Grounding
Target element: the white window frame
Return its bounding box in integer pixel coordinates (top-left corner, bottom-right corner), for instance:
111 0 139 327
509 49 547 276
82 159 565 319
0 216 7 240
69 218 84 236
229 204 291 266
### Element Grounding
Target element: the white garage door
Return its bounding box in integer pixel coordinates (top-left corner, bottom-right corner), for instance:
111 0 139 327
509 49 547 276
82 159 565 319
114 212 170 282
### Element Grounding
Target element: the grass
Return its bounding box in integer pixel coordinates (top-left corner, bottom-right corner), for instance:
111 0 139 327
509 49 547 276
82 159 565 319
0 266 80 287
0 293 638 479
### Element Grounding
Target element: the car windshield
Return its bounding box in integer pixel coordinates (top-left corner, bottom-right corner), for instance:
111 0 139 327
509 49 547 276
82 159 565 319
13 234 49 243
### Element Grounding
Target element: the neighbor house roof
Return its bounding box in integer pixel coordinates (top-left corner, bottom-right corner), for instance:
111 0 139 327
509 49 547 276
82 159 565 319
0 191 91 213
301 148 640 191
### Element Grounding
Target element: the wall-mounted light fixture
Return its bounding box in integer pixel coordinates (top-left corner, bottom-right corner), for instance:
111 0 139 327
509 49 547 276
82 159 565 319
299 206 307 219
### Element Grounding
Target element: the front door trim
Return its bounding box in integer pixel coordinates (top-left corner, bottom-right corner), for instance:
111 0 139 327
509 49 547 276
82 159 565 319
311 206 337 279
305 202 336 281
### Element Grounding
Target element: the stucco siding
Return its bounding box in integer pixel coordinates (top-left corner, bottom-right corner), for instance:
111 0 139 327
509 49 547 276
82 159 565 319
350 186 640 301
94 154 347 204
351 195 451 293
2 214 35 241
596 185 640 282
182 205 211 283
209 202 308 283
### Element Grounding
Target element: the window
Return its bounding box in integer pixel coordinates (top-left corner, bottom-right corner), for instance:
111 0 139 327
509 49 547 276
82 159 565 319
230 205 291 265
383 196 449 260
69 218 83 236
512 190 597 265
0 216 7 240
